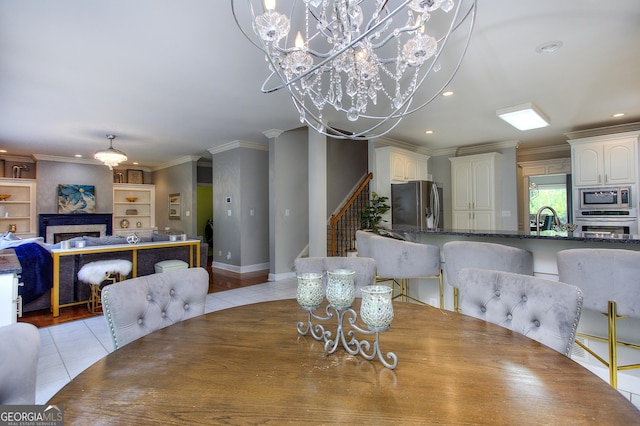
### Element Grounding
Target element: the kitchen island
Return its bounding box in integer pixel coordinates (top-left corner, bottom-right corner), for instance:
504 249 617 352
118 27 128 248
376 226 640 401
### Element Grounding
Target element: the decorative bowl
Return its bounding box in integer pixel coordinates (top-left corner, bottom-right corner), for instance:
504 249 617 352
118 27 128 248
126 197 138 202
0 194 11 201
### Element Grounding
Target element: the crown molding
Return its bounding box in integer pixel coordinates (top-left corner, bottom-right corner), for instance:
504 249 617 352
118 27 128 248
32 153 153 172
565 122 640 140
517 143 570 156
208 140 269 155
373 137 433 156
263 129 283 139
152 155 201 171
453 140 520 156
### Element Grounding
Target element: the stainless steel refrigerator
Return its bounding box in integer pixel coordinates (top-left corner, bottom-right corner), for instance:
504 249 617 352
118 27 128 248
391 180 443 230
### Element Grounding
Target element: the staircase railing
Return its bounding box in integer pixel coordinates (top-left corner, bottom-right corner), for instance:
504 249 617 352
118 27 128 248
329 172 373 256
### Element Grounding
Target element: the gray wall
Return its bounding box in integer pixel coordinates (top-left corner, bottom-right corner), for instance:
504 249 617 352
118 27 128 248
240 147 269 266
153 160 198 235
213 149 241 267
269 128 309 275
212 145 269 270
327 139 368 216
36 160 115 214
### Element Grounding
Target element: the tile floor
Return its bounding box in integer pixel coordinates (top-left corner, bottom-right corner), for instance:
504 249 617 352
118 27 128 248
35 277 640 411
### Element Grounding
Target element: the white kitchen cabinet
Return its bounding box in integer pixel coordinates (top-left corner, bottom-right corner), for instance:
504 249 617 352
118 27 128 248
113 184 157 237
569 132 638 187
0 178 37 238
450 153 502 231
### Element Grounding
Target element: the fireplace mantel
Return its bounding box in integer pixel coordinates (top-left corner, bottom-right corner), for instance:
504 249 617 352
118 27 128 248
39 214 113 243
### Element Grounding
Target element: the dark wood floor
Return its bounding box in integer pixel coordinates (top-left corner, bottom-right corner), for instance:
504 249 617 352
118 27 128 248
19 258 269 328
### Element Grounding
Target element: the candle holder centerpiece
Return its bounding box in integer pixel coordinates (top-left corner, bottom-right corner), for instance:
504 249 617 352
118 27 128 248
296 269 397 369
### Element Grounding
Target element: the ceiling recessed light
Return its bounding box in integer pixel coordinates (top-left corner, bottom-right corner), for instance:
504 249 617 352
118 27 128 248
536 40 563 54
133 162 139 165
425 130 433 134
612 112 625 118
442 91 454 97
75 154 82 158
0 150 6 153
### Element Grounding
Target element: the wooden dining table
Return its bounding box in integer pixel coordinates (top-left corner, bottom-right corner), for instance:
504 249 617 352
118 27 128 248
50 299 639 424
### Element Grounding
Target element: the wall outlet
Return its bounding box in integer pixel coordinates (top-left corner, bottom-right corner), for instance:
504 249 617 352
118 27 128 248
226 251 231 260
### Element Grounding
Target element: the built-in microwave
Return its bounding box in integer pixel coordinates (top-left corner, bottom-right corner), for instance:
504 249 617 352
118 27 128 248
578 186 631 210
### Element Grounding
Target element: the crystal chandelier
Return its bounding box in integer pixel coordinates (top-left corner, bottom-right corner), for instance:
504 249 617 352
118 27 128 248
232 0 477 139
95 134 127 170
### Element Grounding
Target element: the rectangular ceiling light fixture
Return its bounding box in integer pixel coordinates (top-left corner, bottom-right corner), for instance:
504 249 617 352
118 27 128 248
496 102 550 131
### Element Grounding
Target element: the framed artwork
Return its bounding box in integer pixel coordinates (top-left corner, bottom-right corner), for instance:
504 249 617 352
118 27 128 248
57 184 96 213
127 169 144 184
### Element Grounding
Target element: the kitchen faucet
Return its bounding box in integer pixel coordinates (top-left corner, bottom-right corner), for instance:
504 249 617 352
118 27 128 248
535 206 562 235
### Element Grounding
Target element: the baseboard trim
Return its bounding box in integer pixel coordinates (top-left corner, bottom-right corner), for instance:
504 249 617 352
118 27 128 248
269 271 296 282
211 262 270 274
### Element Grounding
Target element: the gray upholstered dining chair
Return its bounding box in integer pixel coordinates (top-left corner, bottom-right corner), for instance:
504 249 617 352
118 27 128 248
557 248 640 389
102 267 209 350
0 322 40 404
294 256 376 297
456 268 583 357
355 230 442 306
443 241 533 312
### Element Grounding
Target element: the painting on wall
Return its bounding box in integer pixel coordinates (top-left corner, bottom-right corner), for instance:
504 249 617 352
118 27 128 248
57 184 96 213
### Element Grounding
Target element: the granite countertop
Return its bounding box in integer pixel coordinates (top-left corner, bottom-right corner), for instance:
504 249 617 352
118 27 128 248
0 249 23 274
386 226 640 244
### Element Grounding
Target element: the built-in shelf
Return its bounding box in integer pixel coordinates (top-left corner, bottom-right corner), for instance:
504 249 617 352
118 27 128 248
0 178 37 238
113 184 156 237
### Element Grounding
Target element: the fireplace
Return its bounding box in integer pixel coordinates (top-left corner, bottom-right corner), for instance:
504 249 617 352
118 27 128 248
39 214 113 244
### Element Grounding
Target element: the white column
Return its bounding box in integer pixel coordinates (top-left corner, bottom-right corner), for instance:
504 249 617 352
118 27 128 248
308 127 327 257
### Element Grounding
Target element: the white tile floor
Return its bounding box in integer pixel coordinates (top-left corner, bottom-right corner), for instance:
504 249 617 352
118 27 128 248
35 277 640 411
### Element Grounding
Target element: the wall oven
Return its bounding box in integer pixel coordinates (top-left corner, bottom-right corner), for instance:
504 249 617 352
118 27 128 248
575 186 637 235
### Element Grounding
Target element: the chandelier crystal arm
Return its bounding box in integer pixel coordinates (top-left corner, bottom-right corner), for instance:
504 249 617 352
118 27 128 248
232 0 477 139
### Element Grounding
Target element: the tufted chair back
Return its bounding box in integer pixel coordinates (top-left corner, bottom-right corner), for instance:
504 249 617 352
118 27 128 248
294 257 376 298
457 268 583 357
356 230 442 305
557 248 640 388
102 267 209 350
0 323 40 404
444 241 533 312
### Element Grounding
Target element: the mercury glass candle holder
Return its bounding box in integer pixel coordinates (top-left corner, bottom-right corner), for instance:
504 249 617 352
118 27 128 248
360 285 394 332
296 273 324 310
326 269 355 309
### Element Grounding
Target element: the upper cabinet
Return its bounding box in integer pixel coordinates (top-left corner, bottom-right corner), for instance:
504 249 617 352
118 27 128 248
0 178 36 238
450 153 502 231
112 184 157 237
569 132 639 187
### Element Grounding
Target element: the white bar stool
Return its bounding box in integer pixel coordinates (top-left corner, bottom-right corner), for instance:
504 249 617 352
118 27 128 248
77 259 133 313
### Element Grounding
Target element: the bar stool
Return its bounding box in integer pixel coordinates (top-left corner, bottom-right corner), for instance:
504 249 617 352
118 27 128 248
557 248 640 389
355 230 442 306
443 241 533 312
78 259 133 313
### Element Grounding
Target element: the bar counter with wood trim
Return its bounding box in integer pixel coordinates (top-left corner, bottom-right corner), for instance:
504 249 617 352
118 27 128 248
49 239 201 317
49 299 640 423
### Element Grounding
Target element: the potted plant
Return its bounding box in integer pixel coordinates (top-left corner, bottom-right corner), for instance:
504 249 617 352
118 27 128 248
360 192 390 234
